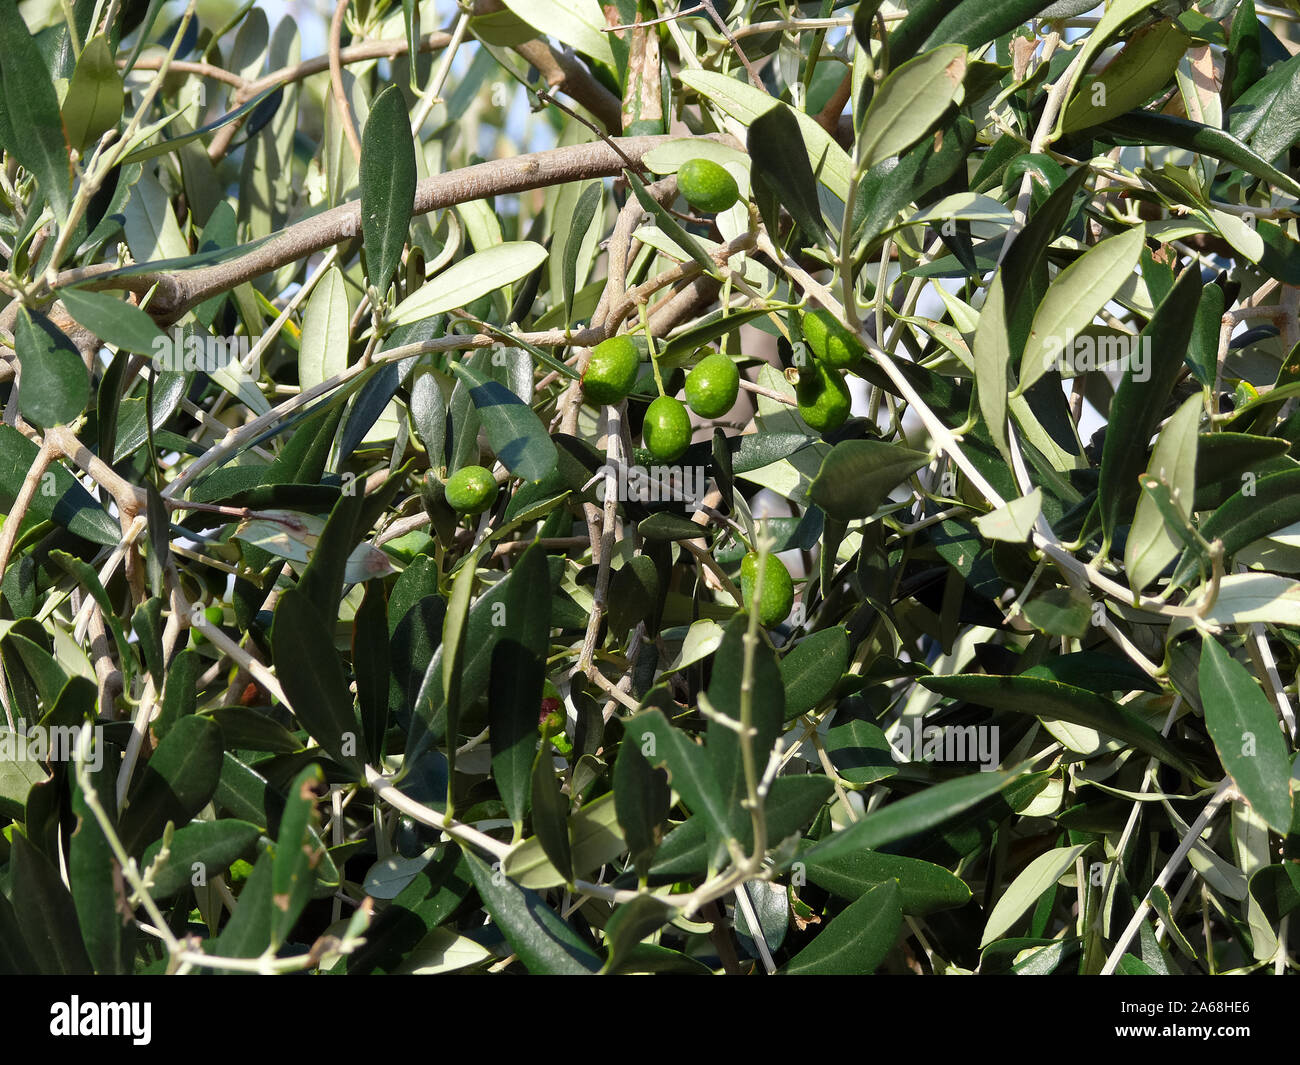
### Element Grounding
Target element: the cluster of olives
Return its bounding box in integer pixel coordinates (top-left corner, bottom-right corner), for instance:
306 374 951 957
582 307 864 450
793 309 864 434
432 159 868 628
581 336 742 461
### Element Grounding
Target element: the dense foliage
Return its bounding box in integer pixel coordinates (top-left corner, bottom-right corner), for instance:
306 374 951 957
2 0 1300 976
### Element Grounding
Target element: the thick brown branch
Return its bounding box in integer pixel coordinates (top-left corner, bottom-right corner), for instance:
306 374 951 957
50 134 739 325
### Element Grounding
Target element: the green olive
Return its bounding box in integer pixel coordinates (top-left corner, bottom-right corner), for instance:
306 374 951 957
801 308 865 370
740 551 795 628
583 335 641 406
684 353 741 418
444 465 498 514
190 604 225 647
795 361 851 434
642 395 692 461
677 158 741 214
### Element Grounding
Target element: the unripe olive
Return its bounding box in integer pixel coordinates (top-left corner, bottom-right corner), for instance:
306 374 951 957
740 551 795 628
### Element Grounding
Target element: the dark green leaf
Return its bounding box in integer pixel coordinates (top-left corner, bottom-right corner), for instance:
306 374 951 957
601 895 675 973
451 360 558 483
563 182 601 326
489 543 550 830
802 770 1023 863
59 287 166 354
15 307 89 428
69 748 132 974
1173 469 1300 586
1099 110 1300 198
614 735 670 879
270 764 326 948
825 716 898 786
360 84 417 294
464 851 602 974
354 580 391 761
780 626 849 720
9 830 92 974
0 3 71 221
121 86 283 164
801 846 972 915
272 587 367 776
210 851 275 962
140 819 262 898
809 440 930 521
1198 637 1293 834
749 105 826 243
1098 264 1203 546
529 744 573 884
781 879 901 974
118 715 225 858
622 709 733 864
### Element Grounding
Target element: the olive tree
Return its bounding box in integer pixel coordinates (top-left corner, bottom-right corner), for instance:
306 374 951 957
1 0 1299 976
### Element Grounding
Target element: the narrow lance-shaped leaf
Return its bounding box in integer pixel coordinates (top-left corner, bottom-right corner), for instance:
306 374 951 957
800 770 1022 864
117 715 225 858
749 105 826 245
271 587 368 777
299 266 350 393
858 44 967 170
562 182 601 327
489 543 551 831
613 736 670 879
60 287 167 356
360 84 417 295
464 852 602 974
62 35 125 153
121 86 283 164
354 580 392 761
9 831 93 974
389 242 549 326
0 3 72 221
622 709 733 867
973 167 1091 461
980 844 1090 946
139 820 262 899
922 673 1211 781
779 626 850 721
69 737 133 974
809 440 930 521
781 879 903 975
270 765 326 949
1198 637 1293 834
1098 263 1203 547
15 308 89 429
439 544 483 809
529 741 573 884
451 360 558 483
1017 225 1146 393
1126 393 1200 593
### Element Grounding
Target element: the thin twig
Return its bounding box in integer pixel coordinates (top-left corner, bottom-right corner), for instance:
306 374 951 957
329 0 362 163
